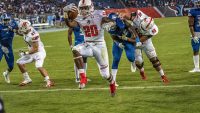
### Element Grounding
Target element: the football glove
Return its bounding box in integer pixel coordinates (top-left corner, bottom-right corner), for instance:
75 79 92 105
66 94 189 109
120 35 128 41
114 41 124 49
63 3 77 13
192 36 199 43
102 22 115 31
135 36 142 48
19 50 29 57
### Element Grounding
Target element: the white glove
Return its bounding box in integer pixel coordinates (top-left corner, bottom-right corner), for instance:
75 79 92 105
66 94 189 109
19 50 27 57
63 3 77 13
102 22 115 31
118 43 125 49
136 42 142 48
120 35 128 41
192 36 199 43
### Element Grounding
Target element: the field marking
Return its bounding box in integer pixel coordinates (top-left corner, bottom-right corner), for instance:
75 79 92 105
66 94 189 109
1 85 200 93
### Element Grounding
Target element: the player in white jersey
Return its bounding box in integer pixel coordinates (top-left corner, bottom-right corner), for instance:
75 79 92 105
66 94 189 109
63 0 116 96
124 10 169 83
16 19 54 87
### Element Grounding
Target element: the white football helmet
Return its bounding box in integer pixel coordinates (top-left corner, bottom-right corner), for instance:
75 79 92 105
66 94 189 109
140 17 154 31
78 0 94 17
18 19 31 34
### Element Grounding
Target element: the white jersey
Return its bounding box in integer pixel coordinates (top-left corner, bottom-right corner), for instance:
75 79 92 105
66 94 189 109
23 27 45 52
132 10 158 36
75 10 106 42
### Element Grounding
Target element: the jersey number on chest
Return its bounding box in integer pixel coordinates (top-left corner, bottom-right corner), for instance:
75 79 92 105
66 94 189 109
83 25 98 37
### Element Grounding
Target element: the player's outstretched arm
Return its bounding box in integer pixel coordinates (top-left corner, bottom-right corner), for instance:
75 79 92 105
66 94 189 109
101 17 115 31
123 20 140 43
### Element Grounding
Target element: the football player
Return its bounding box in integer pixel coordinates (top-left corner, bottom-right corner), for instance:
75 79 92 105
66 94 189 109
67 25 88 83
0 13 18 83
16 19 54 87
63 0 118 96
188 0 200 72
125 10 169 83
107 13 145 87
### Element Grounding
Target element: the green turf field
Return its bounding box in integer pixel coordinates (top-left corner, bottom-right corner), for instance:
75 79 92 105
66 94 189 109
1 16 200 113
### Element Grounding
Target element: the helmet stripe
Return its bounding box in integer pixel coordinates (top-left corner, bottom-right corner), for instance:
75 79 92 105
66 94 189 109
82 0 85 4
146 17 153 29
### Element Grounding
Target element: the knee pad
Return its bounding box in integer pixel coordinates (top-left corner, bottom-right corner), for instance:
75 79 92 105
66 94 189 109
150 57 161 68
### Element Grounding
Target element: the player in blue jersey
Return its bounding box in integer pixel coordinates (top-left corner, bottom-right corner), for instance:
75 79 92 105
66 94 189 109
67 25 88 83
106 13 144 86
188 0 200 72
0 13 18 83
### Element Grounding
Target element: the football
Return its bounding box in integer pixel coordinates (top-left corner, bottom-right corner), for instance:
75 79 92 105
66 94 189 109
68 10 78 20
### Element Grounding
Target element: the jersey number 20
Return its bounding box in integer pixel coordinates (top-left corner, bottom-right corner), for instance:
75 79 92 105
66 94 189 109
83 25 98 37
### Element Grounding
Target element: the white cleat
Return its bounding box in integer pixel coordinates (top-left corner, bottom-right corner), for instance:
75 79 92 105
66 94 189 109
75 78 80 83
3 71 10 83
189 68 200 73
131 63 136 72
19 79 32 86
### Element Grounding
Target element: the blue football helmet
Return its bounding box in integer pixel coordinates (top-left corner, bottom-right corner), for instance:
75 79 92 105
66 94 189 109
193 0 200 8
108 13 118 21
109 13 126 30
1 13 11 26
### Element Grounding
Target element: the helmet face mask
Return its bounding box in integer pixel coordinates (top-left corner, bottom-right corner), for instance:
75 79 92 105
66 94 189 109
78 0 94 17
3 18 10 26
19 20 31 34
193 0 200 8
1 14 11 26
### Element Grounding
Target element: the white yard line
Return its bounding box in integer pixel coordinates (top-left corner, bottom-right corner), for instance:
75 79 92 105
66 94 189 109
1 85 200 93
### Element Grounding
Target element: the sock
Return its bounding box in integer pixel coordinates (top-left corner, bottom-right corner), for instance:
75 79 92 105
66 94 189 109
111 69 118 81
140 67 144 72
193 55 199 69
74 64 79 80
23 72 31 80
79 69 86 78
44 76 50 82
83 63 87 75
159 69 165 76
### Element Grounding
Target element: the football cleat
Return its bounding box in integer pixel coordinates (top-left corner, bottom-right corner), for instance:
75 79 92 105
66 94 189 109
79 73 87 89
131 63 136 72
3 71 10 83
46 80 54 88
19 79 32 86
189 68 200 73
140 71 147 80
110 82 116 97
161 75 169 84
75 78 80 83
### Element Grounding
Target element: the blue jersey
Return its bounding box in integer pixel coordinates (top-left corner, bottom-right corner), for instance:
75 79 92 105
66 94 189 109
73 26 84 46
188 8 200 32
0 20 18 46
108 17 132 39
